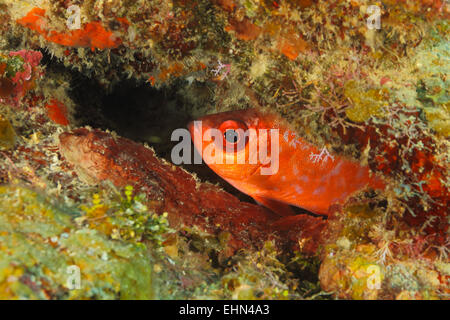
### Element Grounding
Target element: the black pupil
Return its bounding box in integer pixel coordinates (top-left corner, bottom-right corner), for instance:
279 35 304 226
224 130 239 143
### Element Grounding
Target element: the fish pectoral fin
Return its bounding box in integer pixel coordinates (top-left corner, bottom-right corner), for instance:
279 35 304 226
252 196 296 217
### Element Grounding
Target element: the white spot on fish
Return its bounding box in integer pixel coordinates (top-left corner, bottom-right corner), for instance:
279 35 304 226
299 175 309 183
283 131 289 143
330 161 344 176
313 186 325 196
289 138 301 149
294 184 303 194
293 164 299 175
281 176 287 182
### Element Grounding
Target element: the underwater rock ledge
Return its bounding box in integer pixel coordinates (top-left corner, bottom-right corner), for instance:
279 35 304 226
59 127 327 255
0 0 448 300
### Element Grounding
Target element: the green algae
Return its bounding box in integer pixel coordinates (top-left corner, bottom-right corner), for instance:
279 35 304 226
80 186 173 246
0 184 321 300
409 40 450 136
0 185 153 299
0 0 447 301
422 106 450 137
220 242 325 300
0 54 24 78
385 264 420 292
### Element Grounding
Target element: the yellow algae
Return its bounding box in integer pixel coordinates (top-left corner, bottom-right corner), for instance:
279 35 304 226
423 106 450 137
0 185 153 299
0 115 16 150
344 80 387 123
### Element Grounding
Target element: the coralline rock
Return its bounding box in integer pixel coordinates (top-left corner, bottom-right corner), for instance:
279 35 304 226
0 50 43 106
0 0 447 299
59 128 326 255
7 0 447 90
318 202 449 299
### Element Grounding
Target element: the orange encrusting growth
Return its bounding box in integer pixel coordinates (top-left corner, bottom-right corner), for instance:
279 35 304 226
225 18 262 41
45 99 69 126
154 61 205 84
157 62 184 82
278 33 310 61
17 8 122 50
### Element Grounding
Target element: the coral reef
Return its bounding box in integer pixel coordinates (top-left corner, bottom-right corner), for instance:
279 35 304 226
0 0 448 299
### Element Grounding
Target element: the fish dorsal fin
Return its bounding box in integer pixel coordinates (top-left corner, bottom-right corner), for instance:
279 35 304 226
252 195 296 216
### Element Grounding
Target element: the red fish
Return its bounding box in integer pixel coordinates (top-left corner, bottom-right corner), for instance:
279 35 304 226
188 108 385 217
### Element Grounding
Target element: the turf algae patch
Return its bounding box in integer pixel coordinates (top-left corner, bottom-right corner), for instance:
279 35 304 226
0 185 153 299
0 115 16 150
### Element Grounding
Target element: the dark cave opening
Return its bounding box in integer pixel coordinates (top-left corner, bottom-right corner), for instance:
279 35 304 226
42 51 322 217
76 78 192 159
39 52 256 203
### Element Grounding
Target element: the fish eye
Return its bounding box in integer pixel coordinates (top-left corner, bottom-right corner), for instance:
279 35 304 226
224 129 239 143
219 119 249 151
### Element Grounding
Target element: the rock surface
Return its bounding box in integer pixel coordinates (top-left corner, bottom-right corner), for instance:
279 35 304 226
59 127 326 255
0 0 448 299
